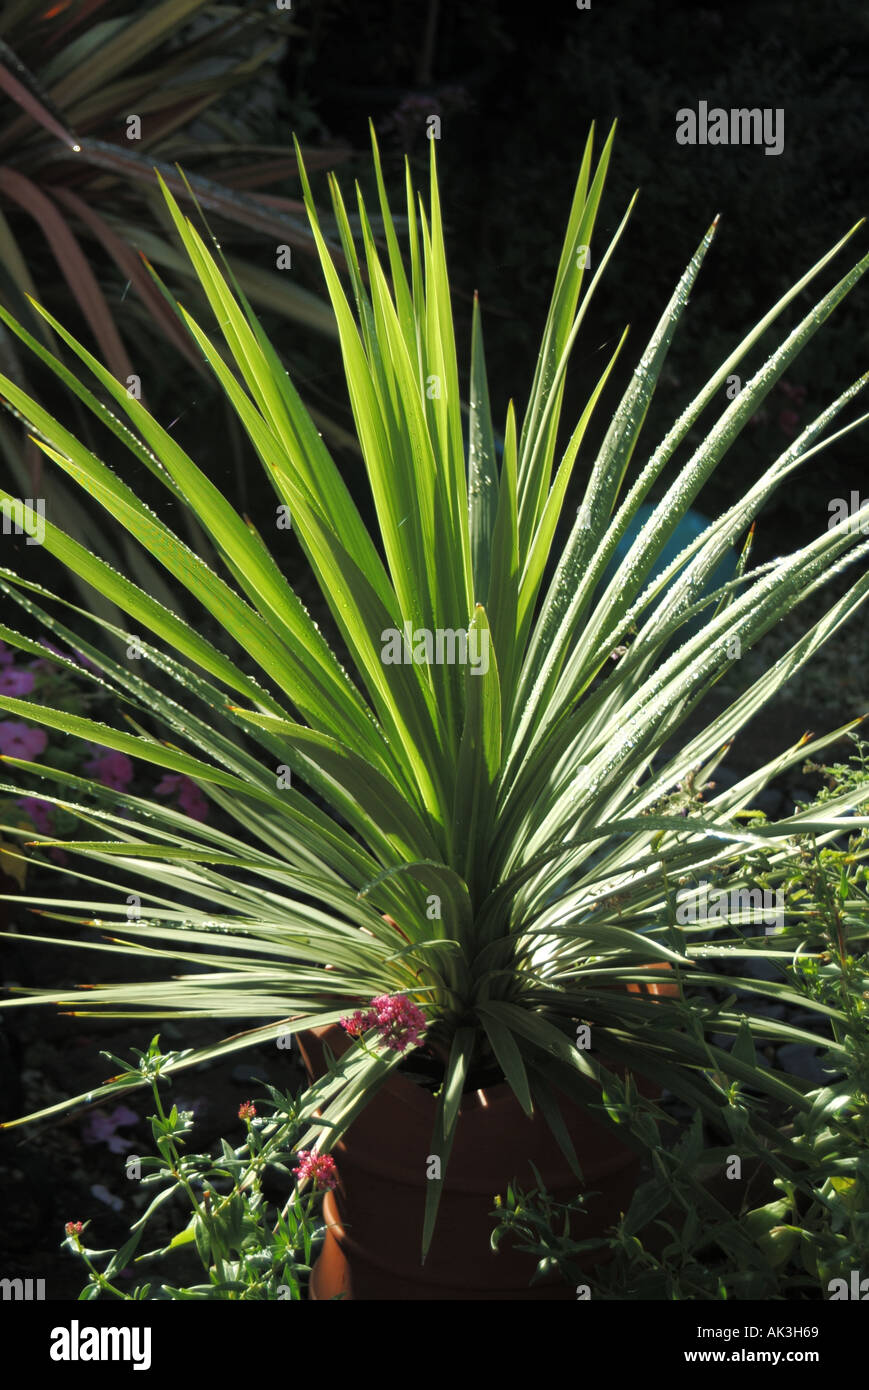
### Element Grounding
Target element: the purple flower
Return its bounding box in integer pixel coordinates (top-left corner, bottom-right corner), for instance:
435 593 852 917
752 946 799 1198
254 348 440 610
178 780 209 821
85 751 134 791
155 772 209 821
17 796 54 835
36 640 67 662
0 641 14 667
0 722 47 759
32 641 97 673
0 668 35 697
82 1105 139 1154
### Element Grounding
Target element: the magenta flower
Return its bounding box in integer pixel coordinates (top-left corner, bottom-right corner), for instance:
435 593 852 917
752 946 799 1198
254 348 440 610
0 721 47 759
293 1150 339 1190
85 750 134 791
154 772 208 821
17 796 54 835
370 994 427 1051
178 780 208 821
340 1009 370 1038
0 668 35 697
340 994 426 1053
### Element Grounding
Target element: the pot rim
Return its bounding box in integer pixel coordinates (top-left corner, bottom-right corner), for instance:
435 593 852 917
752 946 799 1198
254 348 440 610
300 962 676 1117
301 1021 518 1116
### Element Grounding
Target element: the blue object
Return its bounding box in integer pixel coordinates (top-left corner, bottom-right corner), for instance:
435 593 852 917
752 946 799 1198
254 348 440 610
600 504 737 640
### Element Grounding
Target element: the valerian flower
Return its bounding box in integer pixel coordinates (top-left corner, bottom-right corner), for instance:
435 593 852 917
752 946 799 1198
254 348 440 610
292 1150 338 1190
339 1009 370 1038
340 994 426 1052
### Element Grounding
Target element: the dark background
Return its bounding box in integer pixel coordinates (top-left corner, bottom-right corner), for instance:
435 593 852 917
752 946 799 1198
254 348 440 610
278 0 868 559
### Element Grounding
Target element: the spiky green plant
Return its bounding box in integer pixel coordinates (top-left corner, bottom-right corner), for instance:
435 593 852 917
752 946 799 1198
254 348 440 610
1 122 868 1257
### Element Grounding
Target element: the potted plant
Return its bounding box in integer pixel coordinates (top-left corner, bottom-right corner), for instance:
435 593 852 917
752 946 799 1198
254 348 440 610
0 122 867 1298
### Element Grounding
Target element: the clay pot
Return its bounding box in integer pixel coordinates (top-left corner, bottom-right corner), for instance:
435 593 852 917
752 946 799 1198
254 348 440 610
300 965 678 1301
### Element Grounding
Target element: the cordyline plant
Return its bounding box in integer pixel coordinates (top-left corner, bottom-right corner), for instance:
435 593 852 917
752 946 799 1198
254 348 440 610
1 122 868 1257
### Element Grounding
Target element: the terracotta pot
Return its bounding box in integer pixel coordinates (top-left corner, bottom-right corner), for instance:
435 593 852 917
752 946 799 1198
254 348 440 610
301 966 678 1301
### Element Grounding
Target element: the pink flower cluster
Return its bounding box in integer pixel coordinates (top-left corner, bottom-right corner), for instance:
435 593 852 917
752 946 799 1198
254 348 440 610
155 773 209 822
0 633 209 822
0 643 89 793
292 1150 338 1190
14 794 66 862
85 750 134 791
0 721 46 760
340 994 427 1053
17 795 53 834
77 752 210 822
0 668 35 697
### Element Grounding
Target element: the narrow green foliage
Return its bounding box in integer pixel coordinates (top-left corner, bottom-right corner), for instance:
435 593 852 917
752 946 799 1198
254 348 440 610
1 124 867 1259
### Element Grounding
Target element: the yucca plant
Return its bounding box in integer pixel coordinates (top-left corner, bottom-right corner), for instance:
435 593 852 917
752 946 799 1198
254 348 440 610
1 121 868 1258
